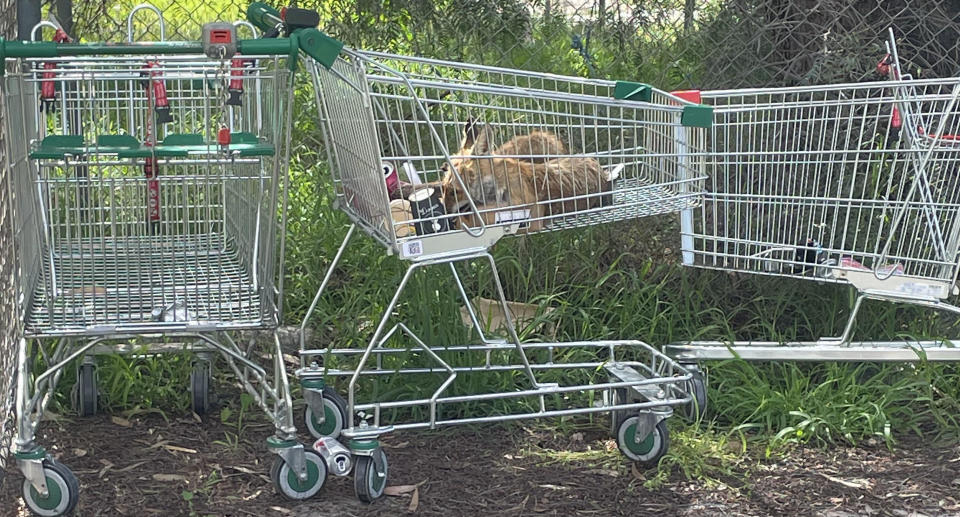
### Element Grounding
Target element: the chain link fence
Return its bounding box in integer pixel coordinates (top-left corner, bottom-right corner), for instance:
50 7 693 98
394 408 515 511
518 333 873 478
1 0 19 482
46 0 960 88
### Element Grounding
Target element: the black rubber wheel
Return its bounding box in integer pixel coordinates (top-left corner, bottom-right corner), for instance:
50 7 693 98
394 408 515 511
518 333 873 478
617 417 669 467
685 370 708 421
609 386 629 434
304 387 348 440
21 458 80 517
190 360 211 415
75 363 97 417
354 448 388 503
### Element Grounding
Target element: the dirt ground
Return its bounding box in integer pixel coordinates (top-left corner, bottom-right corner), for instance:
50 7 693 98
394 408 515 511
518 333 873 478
3 407 960 517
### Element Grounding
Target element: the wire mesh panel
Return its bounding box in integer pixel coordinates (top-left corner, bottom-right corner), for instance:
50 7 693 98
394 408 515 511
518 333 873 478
311 49 708 257
0 0 19 477
4 54 292 336
686 77 960 299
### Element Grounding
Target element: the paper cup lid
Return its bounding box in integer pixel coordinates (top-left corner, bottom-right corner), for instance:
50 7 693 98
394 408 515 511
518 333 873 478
408 187 435 202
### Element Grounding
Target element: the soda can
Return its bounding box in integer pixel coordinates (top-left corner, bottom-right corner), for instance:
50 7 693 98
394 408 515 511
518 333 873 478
313 436 353 477
408 187 450 235
382 162 399 197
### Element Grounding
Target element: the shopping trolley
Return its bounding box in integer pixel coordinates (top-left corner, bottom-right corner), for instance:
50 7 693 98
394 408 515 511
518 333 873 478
4 6 342 513
666 30 960 376
290 11 710 500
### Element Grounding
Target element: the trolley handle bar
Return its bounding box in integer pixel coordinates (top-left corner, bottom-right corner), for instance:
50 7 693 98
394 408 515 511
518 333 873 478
247 1 284 34
0 29 342 71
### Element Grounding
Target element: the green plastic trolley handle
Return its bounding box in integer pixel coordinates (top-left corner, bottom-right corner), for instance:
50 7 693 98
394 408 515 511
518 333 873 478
247 1 284 34
0 2 343 73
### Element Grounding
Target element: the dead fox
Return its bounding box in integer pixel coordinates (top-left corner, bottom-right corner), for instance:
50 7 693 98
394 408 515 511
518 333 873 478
440 121 613 226
437 119 567 176
401 121 569 202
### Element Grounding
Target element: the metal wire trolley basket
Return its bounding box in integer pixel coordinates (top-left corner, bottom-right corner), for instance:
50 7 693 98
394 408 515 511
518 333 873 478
4 6 342 512
667 29 960 364
295 29 708 501
312 50 709 258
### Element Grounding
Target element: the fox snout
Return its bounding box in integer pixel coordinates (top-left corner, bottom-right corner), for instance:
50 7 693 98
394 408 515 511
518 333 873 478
441 162 504 215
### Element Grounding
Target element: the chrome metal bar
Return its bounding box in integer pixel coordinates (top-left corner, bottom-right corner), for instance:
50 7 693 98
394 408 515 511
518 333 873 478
666 339 960 362
298 224 356 354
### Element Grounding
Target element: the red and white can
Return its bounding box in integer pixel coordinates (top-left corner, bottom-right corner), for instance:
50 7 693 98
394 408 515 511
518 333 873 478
382 162 399 197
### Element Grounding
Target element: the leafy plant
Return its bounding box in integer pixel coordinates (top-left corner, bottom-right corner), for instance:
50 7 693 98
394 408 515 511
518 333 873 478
214 392 256 450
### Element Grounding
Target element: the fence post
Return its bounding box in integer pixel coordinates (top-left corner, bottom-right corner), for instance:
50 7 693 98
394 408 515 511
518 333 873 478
55 0 74 36
684 0 695 35
17 0 40 40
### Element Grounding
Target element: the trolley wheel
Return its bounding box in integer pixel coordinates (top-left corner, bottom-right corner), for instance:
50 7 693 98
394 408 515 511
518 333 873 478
190 360 211 415
305 387 348 440
354 448 388 503
21 459 80 517
270 450 327 501
617 416 669 467
685 370 708 421
609 386 628 434
73 363 97 417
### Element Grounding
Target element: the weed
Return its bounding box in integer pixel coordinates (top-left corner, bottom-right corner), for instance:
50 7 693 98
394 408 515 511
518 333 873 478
641 423 747 490
214 393 256 450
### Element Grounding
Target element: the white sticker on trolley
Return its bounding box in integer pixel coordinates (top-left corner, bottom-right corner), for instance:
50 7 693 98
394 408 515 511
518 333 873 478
495 209 531 224
898 283 946 298
402 240 424 258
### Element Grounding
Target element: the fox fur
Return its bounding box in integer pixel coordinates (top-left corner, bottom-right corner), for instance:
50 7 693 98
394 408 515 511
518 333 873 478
439 121 612 226
437 120 567 179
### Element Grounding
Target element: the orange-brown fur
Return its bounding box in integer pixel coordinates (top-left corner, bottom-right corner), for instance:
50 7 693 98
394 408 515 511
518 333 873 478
440 122 611 227
439 121 567 177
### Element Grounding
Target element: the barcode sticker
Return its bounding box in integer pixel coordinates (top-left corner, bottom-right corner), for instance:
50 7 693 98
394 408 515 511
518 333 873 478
402 240 423 258
898 282 946 298
495 209 531 224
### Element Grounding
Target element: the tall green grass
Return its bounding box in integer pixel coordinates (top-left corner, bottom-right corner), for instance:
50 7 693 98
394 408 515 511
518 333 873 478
277 131 960 449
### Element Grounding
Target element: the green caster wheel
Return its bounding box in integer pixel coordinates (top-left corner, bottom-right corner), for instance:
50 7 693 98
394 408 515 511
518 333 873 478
270 449 327 500
72 362 97 417
21 458 80 517
617 416 669 467
354 447 388 503
305 387 348 440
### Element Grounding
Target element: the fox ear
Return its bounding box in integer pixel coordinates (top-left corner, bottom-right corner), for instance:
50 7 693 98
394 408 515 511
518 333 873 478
459 118 494 155
459 117 480 150
469 123 494 155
